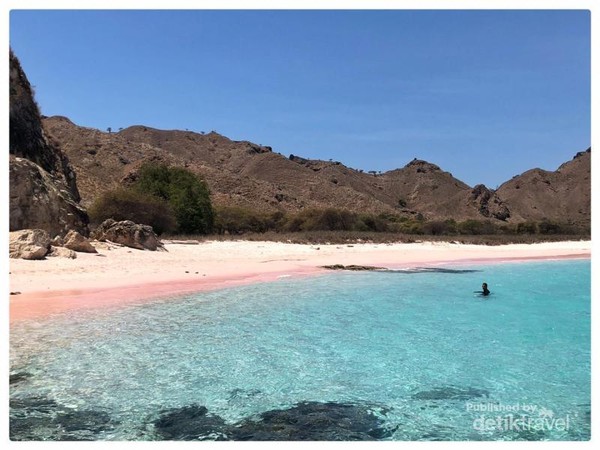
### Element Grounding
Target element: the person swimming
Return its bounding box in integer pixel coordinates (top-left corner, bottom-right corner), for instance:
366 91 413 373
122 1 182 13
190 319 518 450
474 282 490 296
481 282 490 296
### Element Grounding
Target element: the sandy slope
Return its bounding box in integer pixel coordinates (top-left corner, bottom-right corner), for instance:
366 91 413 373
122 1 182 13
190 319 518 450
9 240 590 321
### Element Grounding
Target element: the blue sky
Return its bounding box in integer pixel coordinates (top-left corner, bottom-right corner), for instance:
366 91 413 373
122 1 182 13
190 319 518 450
10 9 590 188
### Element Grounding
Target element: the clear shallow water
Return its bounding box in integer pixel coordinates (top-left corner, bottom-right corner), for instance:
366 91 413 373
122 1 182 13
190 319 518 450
10 259 591 440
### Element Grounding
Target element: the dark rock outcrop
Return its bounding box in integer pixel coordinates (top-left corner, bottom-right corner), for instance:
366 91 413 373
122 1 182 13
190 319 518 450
91 219 163 251
9 156 89 237
405 159 443 173
10 50 80 201
469 184 510 221
9 229 51 260
9 50 88 237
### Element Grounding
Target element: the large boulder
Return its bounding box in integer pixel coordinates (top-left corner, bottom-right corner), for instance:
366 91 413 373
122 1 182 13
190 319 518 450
47 246 77 259
91 219 163 251
63 230 97 253
10 156 89 238
9 229 51 260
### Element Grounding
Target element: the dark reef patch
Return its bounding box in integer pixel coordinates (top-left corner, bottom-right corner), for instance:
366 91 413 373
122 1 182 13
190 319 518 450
9 371 33 386
150 401 395 441
385 267 481 274
10 395 116 441
153 404 229 440
228 401 394 441
321 264 386 271
321 264 480 274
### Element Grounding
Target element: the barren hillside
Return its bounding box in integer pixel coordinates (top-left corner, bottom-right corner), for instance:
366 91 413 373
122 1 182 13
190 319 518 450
496 148 591 225
42 116 590 226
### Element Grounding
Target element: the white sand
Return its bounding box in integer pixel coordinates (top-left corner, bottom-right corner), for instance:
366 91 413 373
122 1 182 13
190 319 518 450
10 239 591 296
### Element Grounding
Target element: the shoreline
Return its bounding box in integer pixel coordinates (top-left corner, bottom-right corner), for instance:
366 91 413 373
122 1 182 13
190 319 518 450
9 240 591 322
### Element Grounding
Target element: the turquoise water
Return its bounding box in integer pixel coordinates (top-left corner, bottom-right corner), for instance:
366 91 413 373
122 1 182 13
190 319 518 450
10 259 591 440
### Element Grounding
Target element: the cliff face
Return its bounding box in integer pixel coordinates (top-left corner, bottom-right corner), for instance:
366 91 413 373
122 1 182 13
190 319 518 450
9 50 89 237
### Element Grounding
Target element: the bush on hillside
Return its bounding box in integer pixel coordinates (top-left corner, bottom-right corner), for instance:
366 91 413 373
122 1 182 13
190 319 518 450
284 209 351 232
356 213 389 232
516 221 538 234
88 188 176 234
214 206 285 234
132 163 214 234
456 219 498 235
537 219 562 234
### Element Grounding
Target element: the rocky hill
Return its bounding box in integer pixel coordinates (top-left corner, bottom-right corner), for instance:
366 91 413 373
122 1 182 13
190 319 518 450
9 50 88 237
496 148 591 226
43 116 532 223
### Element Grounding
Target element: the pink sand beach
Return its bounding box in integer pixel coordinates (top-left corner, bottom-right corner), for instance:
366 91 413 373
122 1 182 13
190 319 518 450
9 240 591 321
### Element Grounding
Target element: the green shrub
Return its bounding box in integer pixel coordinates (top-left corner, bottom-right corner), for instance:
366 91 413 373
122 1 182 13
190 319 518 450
516 221 538 234
88 188 176 234
457 219 498 235
132 163 214 234
285 208 351 232
214 206 284 234
357 214 389 232
310 208 355 231
423 220 454 235
389 219 424 234
283 208 388 232
538 219 561 234
377 212 407 223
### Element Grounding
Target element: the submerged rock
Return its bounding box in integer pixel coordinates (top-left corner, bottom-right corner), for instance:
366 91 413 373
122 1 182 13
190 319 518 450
321 264 387 271
150 401 394 441
9 372 32 386
229 401 394 441
412 386 490 401
322 265 481 274
153 404 228 440
56 410 114 436
10 395 59 413
9 395 115 441
228 388 263 402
